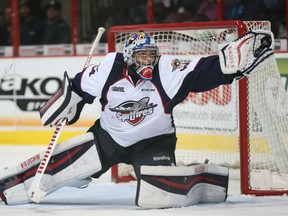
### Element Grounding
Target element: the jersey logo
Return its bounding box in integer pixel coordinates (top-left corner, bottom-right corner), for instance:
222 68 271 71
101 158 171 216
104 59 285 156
171 59 181 71
109 97 157 126
89 65 99 77
171 59 190 72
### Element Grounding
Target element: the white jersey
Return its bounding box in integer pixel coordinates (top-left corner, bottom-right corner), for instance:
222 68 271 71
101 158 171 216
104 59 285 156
72 52 229 147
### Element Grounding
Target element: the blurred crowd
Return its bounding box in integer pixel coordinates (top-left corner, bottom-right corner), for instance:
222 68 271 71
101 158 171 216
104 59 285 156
0 0 71 46
153 0 286 38
0 6 10 45
0 0 286 46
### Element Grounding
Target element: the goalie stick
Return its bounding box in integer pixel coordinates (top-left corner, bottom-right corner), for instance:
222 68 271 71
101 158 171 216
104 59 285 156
28 27 106 203
84 27 106 69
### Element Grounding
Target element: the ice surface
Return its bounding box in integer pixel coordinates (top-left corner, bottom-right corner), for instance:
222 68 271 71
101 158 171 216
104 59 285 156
1 145 288 216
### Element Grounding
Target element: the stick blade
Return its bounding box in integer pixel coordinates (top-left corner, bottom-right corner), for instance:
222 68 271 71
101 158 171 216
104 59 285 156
28 181 47 203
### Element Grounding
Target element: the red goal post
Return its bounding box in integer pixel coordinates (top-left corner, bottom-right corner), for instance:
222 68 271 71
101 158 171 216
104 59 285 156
107 20 288 196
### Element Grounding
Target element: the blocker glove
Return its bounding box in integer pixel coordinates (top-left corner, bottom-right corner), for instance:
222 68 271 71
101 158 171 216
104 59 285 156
39 72 85 126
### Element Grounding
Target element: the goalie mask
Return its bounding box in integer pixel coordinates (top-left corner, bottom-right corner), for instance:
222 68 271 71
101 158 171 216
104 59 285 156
123 31 159 80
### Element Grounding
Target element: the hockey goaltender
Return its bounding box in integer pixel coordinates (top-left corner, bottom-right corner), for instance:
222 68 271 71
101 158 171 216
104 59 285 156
0 29 273 208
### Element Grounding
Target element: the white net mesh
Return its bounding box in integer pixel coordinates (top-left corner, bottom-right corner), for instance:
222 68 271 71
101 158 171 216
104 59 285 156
110 21 288 192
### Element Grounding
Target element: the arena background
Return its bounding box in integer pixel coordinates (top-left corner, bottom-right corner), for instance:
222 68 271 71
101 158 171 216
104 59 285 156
0 0 287 144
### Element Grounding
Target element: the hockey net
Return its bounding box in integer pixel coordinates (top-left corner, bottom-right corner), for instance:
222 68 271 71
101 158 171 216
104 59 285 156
107 21 288 195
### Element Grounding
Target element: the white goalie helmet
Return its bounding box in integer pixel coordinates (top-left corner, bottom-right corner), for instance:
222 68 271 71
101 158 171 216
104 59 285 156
123 31 159 80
